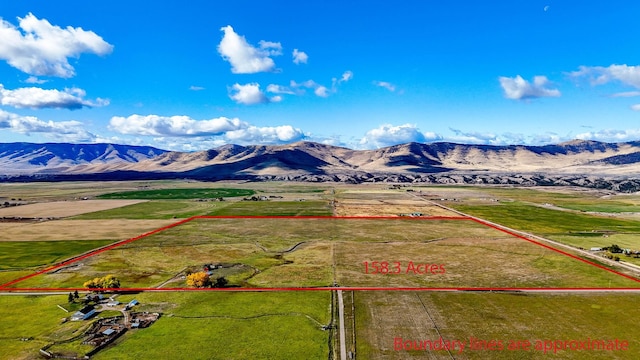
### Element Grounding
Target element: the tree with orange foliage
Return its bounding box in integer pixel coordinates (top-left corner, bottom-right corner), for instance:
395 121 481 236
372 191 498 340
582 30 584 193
186 271 211 288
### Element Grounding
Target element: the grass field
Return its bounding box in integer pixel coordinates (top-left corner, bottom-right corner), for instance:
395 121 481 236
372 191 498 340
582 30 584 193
452 202 640 235
97 188 255 200
0 295 90 360
73 200 230 220
0 240 115 271
206 200 332 216
355 291 640 359
0 292 330 360
93 292 331 360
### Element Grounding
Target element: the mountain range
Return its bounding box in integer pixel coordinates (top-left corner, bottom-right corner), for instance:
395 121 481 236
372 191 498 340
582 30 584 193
1 140 640 192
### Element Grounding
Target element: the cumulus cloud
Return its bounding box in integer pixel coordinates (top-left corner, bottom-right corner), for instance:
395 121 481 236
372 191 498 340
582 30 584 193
228 83 281 105
0 84 108 109
571 64 640 89
0 109 95 141
632 104 640 111
373 81 396 92
359 124 442 149
109 114 247 137
225 125 306 144
217 25 280 74
292 49 308 64
228 83 268 105
499 75 561 100
0 13 113 78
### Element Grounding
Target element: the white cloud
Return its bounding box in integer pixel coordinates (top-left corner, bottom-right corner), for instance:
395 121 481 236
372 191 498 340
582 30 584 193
225 125 307 144
258 40 282 55
266 84 298 95
610 91 640 98
499 75 561 100
0 84 108 109
189 85 205 91
217 25 279 74
109 114 247 137
0 109 95 141
228 83 269 105
374 81 396 92
0 13 113 78
571 64 640 89
359 124 442 149
576 128 640 143
24 76 47 84
292 49 308 64
314 86 330 98
631 104 640 111
341 71 353 82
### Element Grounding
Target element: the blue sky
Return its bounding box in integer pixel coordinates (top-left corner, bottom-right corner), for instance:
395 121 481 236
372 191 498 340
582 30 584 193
1 1 640 150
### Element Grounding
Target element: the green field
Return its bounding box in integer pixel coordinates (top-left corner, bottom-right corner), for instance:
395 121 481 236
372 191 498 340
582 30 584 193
94 292 330 360
97 188 255 200
0 295 90 359
453 202 640 235
0 240 115 271
206 200 332 216
73 200 229 220
0 292 331 360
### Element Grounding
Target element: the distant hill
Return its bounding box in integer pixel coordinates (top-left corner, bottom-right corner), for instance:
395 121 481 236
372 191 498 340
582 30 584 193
2 140 640 192
0 142 167 175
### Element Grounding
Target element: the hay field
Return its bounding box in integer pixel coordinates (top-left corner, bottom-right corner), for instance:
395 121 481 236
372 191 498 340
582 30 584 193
0 219 176 241
0 200 146 218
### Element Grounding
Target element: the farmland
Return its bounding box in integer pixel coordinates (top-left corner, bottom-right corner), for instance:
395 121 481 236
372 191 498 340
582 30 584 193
1 181 640 359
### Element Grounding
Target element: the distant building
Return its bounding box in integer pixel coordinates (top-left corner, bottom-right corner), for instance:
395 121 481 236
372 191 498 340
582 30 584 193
590 247 602 251
71 305 96 321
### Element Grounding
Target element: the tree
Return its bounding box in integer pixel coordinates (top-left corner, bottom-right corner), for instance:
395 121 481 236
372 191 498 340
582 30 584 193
83 275 121 290
213 276 228 288
101 275 120 289
74 290 79 299
186 271 211 288
68 292 74 303
609 244 623 253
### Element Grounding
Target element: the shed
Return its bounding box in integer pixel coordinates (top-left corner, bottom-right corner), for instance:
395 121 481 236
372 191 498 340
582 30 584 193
71 305 96 321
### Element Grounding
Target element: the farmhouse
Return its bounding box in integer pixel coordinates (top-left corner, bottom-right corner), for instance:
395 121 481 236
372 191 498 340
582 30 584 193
71 305 96 321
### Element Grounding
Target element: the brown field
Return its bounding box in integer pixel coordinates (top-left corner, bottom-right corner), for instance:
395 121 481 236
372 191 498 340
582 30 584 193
333 189 461 217
334 198 458 217
0 200 146 218
0 219 176 241
355 291 640 359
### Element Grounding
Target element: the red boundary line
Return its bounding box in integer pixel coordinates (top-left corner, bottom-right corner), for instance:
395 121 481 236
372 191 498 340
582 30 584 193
1 215 639 291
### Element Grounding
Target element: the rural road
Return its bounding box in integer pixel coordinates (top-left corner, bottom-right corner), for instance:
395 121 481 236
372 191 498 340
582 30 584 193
337 289 347 360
